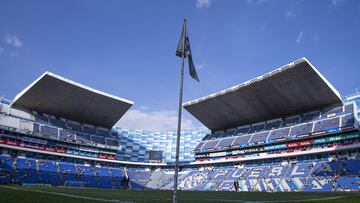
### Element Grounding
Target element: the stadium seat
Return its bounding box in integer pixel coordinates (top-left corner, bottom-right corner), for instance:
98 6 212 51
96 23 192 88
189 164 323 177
321 106 343 118
301 112 320 123
41 125 59 137
249 132 269 144
249 123 265 133
237 126 250 135
201 140 220 151
341 114 355 128
344 104 354 113
231 135 252 147
83 126 97 135
267 128 290 141
313 117 340 132
216 137 235 150
91 136 106 145
265 120 282 130
283 116 301 127
59 130 76 141
50 117 67 128
289 123 313 137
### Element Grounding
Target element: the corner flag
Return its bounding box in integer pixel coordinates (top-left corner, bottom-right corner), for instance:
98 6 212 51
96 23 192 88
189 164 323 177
173 19 199 203
176 20 200 82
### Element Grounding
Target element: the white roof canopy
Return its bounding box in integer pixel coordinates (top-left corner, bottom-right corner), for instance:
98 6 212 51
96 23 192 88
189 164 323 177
11 72 133 128
184 58 342 131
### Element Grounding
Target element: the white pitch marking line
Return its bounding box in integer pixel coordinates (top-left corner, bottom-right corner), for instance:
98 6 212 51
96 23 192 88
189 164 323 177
0 185 134 203
2 185 359 203
183 193 360 203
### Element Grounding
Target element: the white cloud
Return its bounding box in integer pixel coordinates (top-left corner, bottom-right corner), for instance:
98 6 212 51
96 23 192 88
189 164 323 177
296 32 304 44
4 35 23 48
247 0 273 4
285 10 297 18
331 0 344 6
0 48 4 56
284 1 303 18
257 0 273 4
196 0 211 8
196 64 205 70
138 105 149 111
116 108 195 131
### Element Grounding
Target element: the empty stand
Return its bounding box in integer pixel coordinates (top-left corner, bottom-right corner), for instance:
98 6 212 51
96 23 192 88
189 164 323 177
265 120 282 130
289 123 313 137
313 117 340 132
237 126 250 135
231 135 252 147
301 112 320 123
41 125 58 137
268 128 290 141
249 132 269 144
202 140 220 151
249 123 265 133
216 137 235 150
59 130 76 141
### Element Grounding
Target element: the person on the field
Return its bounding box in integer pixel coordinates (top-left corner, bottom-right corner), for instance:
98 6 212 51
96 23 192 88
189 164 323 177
233 179 239 192
125 176 130 189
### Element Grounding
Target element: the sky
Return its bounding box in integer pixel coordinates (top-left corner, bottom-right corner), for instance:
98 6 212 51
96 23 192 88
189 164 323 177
0 0 359 131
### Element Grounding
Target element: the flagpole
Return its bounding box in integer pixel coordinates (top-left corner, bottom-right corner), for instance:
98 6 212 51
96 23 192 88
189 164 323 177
173 19 186 203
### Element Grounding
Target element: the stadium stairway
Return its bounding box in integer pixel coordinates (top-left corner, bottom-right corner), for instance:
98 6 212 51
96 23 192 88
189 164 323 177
262 179 276 192
146 170 163 189
301 162 317 192
331 176 338 191
248 178 262 191
274 165 290 192
220 167 237 191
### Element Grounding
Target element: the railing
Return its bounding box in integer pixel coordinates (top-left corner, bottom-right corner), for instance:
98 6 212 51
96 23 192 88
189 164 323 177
199 113 356 152
0 113 119 151
343 89 360 101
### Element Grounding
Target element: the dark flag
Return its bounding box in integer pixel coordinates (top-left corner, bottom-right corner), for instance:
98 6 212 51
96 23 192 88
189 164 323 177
176 20 200 82
173 19 199 203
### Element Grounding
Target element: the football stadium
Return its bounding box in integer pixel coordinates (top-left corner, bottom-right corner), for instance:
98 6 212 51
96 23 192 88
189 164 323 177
1 1 360 203
0 57 360 202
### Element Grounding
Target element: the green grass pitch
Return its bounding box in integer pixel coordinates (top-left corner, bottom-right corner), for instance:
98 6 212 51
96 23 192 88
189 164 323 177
0 185 359 203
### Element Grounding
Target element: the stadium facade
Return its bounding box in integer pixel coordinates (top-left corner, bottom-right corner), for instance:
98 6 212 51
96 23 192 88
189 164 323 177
116 128 208 163
0 57 360 192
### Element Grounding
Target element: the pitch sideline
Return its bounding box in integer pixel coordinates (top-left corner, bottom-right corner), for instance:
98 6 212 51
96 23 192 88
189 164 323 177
195 193 360 203
1 185 359 203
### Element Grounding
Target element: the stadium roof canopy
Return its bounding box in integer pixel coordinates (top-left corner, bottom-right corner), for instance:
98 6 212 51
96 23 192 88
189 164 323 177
11 72 133 128
184 58 342 131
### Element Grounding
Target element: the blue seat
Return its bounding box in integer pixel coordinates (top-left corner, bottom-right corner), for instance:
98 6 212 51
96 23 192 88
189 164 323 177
313 117 340 132
201 140 219 151
249 132 269 144
267 128 290 141
290 123 313 137
216 137 235 150
231 135 251 146
341 114 355 128
40 125 58 137
91 136 106 145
